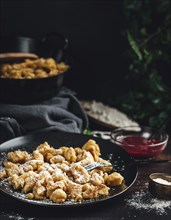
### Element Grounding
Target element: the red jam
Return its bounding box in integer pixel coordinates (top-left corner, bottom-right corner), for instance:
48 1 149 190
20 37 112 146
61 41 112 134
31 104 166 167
116 135 165 158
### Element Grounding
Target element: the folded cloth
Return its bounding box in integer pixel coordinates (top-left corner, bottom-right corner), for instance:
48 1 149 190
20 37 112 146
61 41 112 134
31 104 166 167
0 87 88 144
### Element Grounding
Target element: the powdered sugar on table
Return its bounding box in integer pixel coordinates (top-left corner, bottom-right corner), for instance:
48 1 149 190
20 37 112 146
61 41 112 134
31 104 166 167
125 190 171 215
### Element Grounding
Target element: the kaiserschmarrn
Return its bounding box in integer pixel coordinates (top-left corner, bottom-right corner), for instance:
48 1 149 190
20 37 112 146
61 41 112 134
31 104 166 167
0 58 69 79
0 139 124 203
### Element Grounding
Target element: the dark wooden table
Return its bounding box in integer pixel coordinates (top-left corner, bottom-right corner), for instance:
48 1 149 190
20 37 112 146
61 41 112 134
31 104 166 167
0 129 170 220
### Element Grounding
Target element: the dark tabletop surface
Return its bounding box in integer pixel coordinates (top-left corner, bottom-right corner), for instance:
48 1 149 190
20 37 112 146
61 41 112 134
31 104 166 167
0 124 170 220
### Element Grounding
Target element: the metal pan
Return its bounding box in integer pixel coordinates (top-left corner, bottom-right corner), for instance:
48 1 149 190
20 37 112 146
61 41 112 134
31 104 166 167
0 32 70 104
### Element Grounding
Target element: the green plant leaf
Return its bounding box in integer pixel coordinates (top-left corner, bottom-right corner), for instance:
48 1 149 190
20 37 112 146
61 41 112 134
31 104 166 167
83 129 92 136
127 31 143 61
149 73 166 93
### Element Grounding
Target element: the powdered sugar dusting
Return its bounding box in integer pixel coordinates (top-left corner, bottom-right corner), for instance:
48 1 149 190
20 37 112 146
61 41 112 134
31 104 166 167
0 144 135 206
1 211 36 220
0 152 7 166
125 190 171 215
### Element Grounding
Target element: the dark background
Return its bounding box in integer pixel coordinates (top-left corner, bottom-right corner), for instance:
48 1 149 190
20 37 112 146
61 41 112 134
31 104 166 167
0 0 127 101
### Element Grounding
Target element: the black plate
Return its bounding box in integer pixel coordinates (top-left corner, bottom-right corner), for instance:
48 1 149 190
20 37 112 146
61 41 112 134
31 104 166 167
0 131 138 207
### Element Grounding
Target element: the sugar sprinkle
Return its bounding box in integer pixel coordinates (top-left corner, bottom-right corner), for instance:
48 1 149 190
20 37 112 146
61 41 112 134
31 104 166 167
1 211 36 220
125 190 171 215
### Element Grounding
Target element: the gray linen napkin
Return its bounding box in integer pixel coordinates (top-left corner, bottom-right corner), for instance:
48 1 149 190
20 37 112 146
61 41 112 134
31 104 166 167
0 87 88 144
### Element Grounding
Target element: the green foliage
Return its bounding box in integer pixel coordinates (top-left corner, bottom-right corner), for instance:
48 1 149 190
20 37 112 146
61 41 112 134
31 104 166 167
117 0 171 127
83 129 92 136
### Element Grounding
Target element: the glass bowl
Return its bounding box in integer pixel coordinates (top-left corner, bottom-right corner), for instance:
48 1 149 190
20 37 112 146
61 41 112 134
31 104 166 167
111 126 169 158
